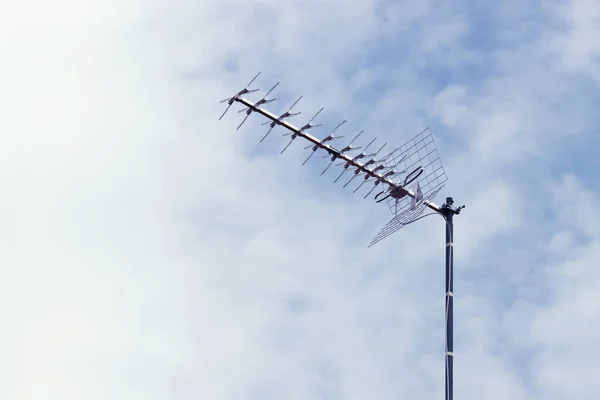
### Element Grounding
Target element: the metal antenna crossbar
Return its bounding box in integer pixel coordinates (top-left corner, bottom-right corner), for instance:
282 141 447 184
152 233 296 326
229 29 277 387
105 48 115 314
218 73 465 400
232 96 442 213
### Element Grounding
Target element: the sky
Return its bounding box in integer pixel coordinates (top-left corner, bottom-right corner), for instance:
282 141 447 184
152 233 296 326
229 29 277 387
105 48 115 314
2 0 600 399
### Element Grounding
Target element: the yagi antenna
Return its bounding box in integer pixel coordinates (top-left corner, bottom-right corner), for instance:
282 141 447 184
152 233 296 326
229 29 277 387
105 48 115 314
218 73 465 400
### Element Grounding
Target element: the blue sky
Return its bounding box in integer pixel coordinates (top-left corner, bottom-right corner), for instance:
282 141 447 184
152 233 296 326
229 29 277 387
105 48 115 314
2 0 600 399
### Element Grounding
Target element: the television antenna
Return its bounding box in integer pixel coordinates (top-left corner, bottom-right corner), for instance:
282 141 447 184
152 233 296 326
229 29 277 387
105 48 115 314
218 73 465 400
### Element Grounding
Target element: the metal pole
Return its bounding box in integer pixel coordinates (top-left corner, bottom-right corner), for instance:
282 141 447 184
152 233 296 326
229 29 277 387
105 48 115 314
441 197 460 400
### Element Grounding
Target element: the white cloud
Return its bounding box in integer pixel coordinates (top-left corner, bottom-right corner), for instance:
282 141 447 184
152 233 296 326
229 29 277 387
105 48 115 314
553 0 600 83
2 0 600 399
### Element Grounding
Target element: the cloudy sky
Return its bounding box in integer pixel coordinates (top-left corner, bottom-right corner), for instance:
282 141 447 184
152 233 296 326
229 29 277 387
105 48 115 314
2 0 600 399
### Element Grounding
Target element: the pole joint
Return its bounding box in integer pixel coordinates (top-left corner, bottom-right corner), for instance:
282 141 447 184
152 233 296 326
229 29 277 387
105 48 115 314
440 197 465 217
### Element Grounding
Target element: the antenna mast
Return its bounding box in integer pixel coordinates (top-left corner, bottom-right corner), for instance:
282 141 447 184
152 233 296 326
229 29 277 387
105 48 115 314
218 73 465 400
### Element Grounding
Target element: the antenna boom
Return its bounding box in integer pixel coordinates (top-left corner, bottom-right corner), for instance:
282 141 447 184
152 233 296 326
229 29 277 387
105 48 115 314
234 96 441 213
